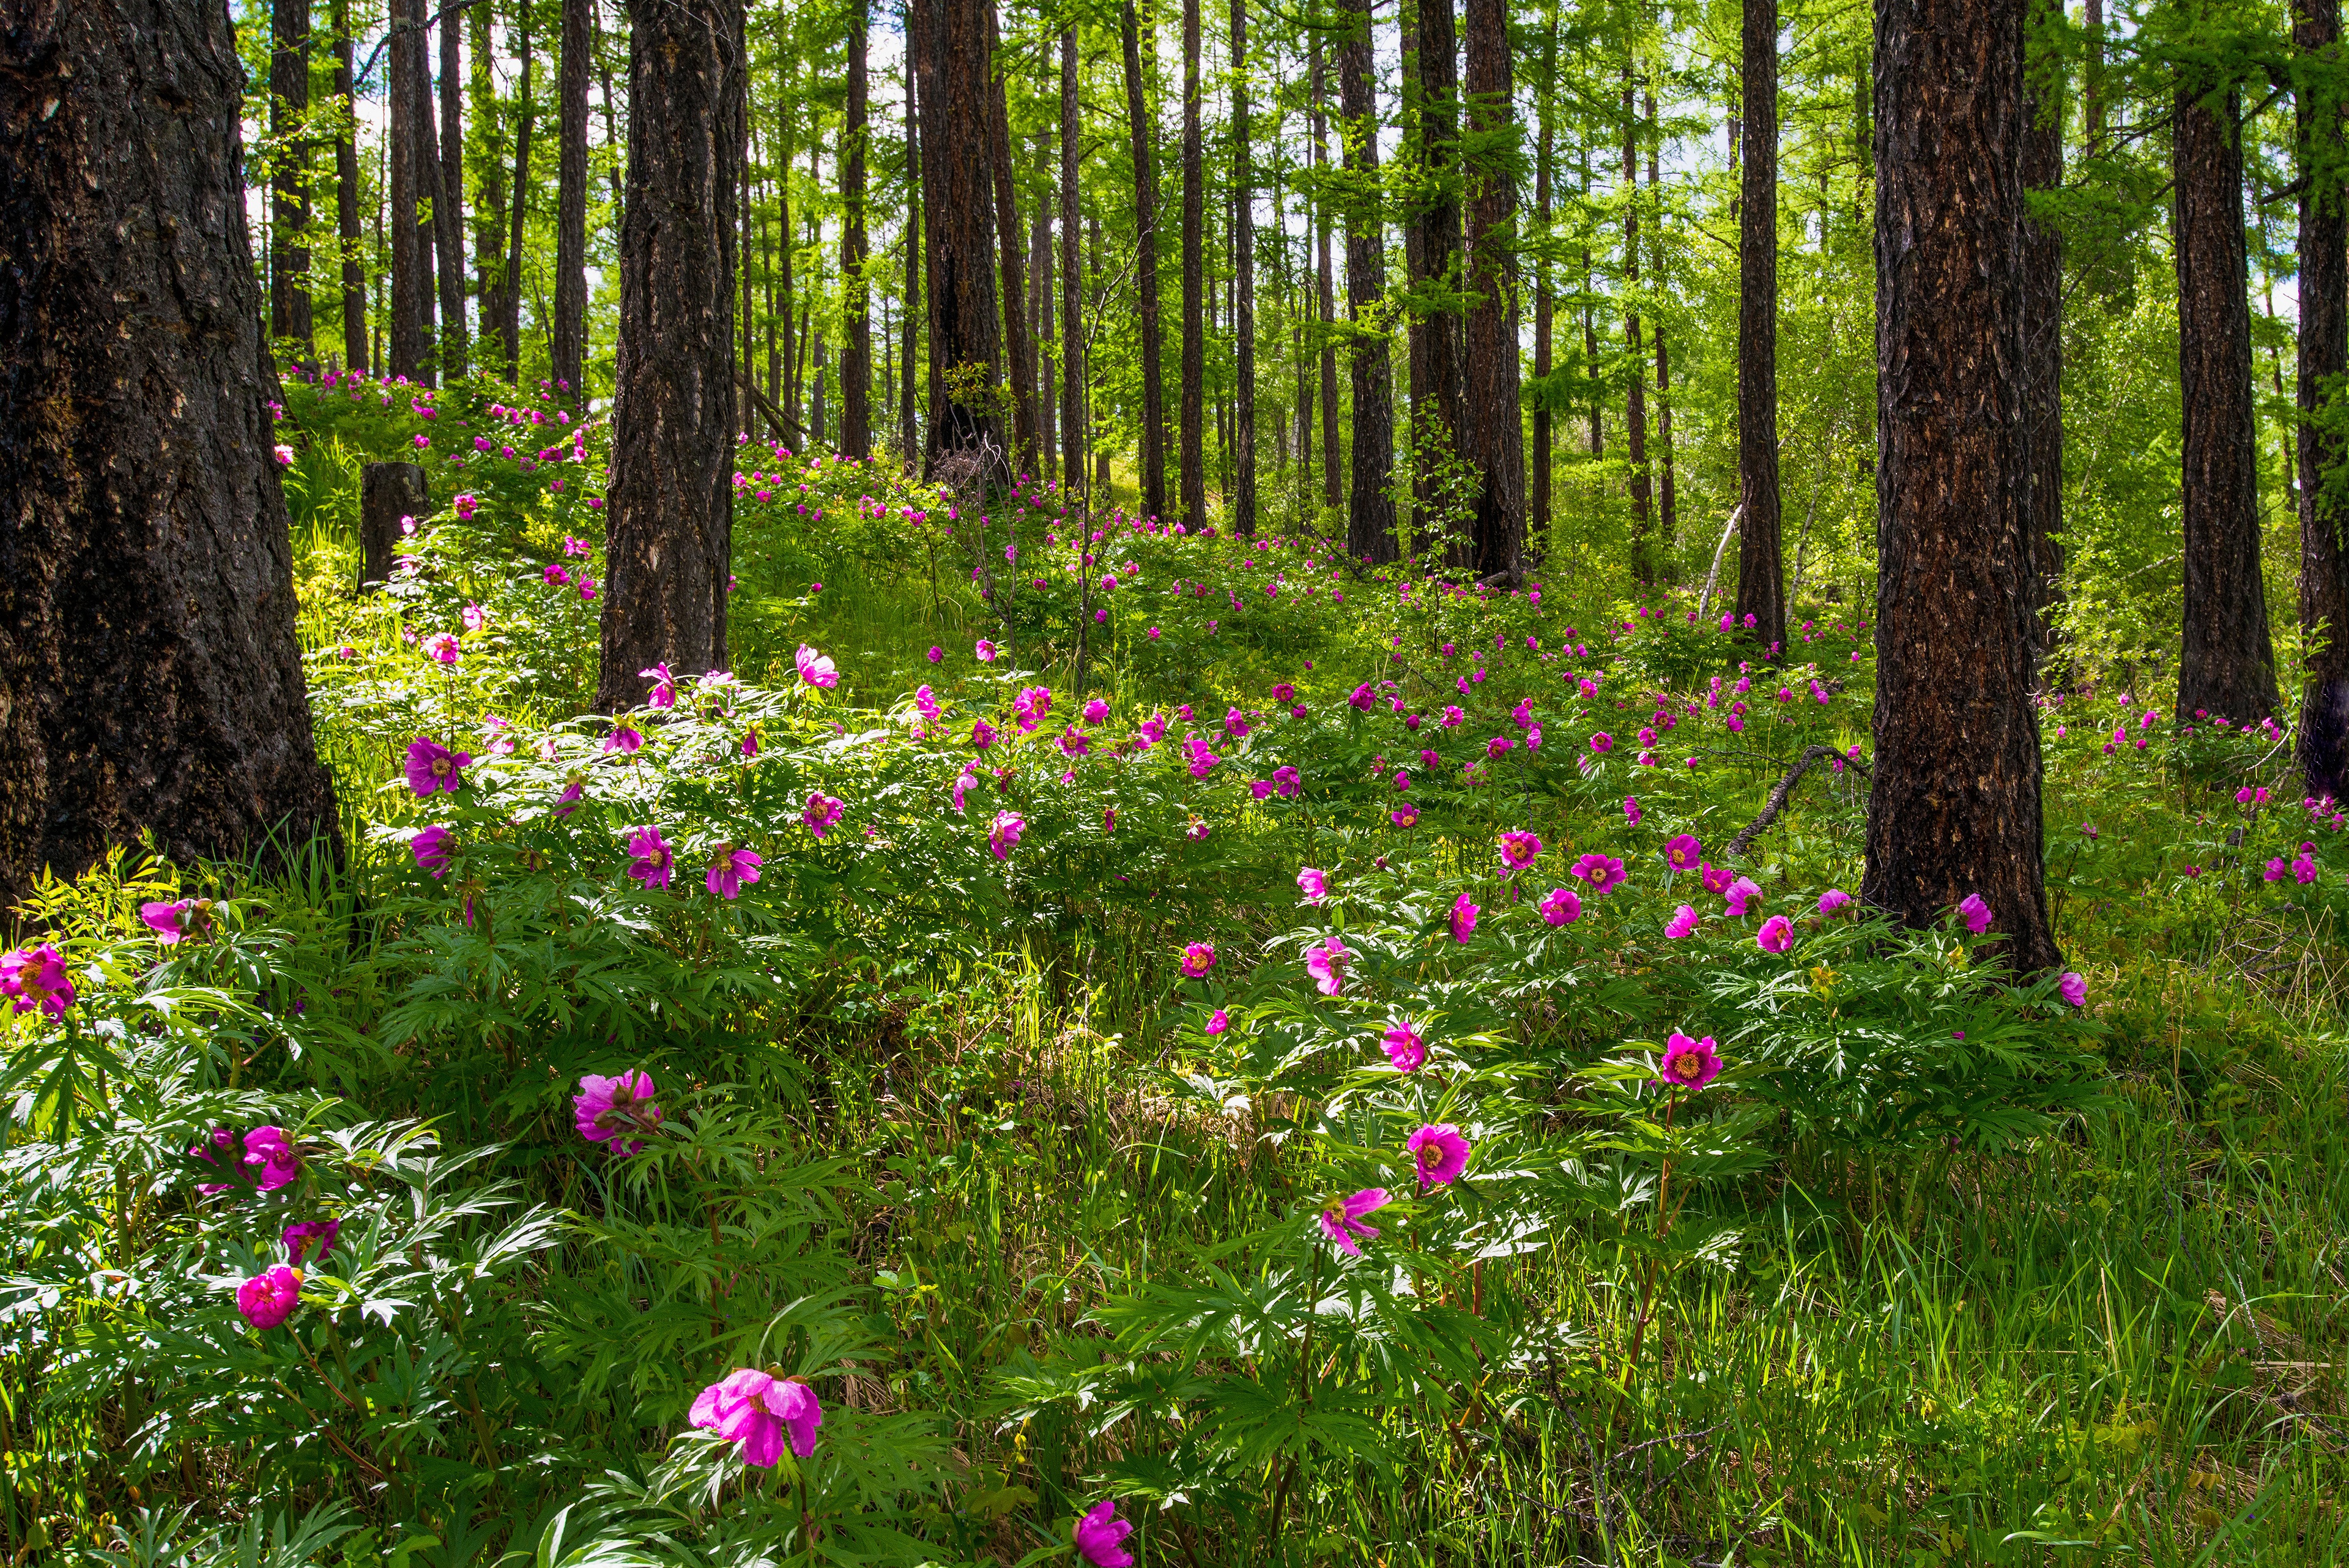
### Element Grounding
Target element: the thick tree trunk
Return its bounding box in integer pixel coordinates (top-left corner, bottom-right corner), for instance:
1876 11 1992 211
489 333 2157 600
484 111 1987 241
437 0 466 377
1121 0 1167 519
504 6 535 380
1461 0 1523 580
2297 0 2349 795
270 0 312 347
390 0 429 381
1621 74 1651 582
1531 12 1555 557
901 61 921 463
1230 0 1257 537
1061 26 1084 497
1337 0 1397 562
553 0 592 401
1178 0 1206 525
914 0 1005 467
596 0 743 710
1312 38 1341 513
1412 0 1466 563
1734 0 1784 648
472 0 506 351
361 462 427 587
1864 0 2060 973
2175 81 2280 724
984 5 1038 474
841 2 872 460
0 0 341 903
335 0 366 373
2021 0 2064 657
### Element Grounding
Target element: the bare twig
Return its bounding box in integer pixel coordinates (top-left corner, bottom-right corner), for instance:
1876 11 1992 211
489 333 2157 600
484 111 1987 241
1724 745 1868 862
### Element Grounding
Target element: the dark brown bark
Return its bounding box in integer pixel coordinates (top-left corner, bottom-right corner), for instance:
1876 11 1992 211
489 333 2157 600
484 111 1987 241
596 0 743 711
503 3 535 379
984 4 1037 473
1864 0 2060 973
470 0 504 350
390 0 429 381
1178 0 1206 524
2298 0 2349 795
1621 73 1650 582
1312 37 1341 511
901 59 921 463
1121 0 1167 518
360 461 427 587
592 2 625 218
1337 0 1397 562
1230 0 1256 537
553 0 592 400
1060 26 1084 496
1461 0 1523 580
437 0 466 376
270 0 312 347
2022 0 2063 656
1646 89 1675 555
1734 0 1783 648
914 0 1005 467
2084 0 2105 153
1031 145 1055 469
0 0 340 902
1581 144 1599 456
840 2 872 459
2175 80 2279 723
1531 11 1554 554
334 0 366 373
1412 0 1466 561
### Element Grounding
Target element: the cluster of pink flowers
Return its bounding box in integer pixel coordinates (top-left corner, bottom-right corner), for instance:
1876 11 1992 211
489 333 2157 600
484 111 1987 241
195 1124 301 1194
574 1069 663 1155
0 944 75 1017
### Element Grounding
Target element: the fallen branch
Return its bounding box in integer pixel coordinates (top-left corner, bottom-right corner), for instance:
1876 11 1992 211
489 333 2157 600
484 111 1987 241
1724 745 1868 862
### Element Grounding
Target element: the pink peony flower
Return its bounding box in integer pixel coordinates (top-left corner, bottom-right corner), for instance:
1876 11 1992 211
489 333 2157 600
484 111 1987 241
627 826 676 889
795 644 839 688
1305 936 1352 997
975 639 998 662
1589 732 1614 754
1382 1021 1427 1071
1297 866 1329 905
404 737 471 797
1818 888 1853 915
1723 876 1762 918
1181 942 1217 978
706 845 763 899
605 726 644 756
640 663 678 708
283 1219 340 1265
1757 914 1794 954
803 793 846 839
1663 833 1702 871
1318 1187 1390 1255
410 826 454 876
423 631 461 665
1408 1123 1470 1189
1958 893 1993 934
1623 796 1643 827
242 1126 300 1191
1499 830 1543 872
1449 892 1479 943
689 1369 823 1466
573 1069 662 1153
1659 1031 1723 1091
1204 1008 1230 1035
1074 1498 1135 1567
1540 886 1583 925
1664 904 1699 939
141 898 207 943
236 1265 303 1329
989 810 1026 860
2058 971 2087 1006
1572 853 1627 894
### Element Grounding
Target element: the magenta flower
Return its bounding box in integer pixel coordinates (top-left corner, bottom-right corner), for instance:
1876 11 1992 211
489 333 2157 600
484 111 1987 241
141 898 208 943
1664 833 1702 871
1382 1020 1427 1071
2263 857 2288 882
604 727 644 756
1818 888 1853 915
423 631 461 665
1181 942 1217 978
283 1219 340 1265
640 663 678 708
1318 1188 1390 1255
795 644 839 688
1084 697 1111 724
1757 914 1794 954
236 1265 303 1330
573 1069 662 1153
410 825 454 876
404 737 471 798
1297 866 1329 905
971 718 996 751
1589 732 1614 754
1449 892 1479 943
1305 936 1352 997
1723 876 1762 918
1957 893 1993 934
740 729 760 758
1623 796 1643 827
1073 1498 1135 1568
1540 886 1583 925
1408 1124 1471 1189
975 638 999 662
627 826 677 890
802 793 845 840
243 1126 300 1191
989 810 1026 860
1392 805 1420 828
1701 863 1734 895
689 1369 823 1466
1204 1008 1230 1035
1664 904 1699 940
1498 830 1543 872
2059 970 2088 1006
706 845 763 899
1572 853 1627 894
1659 1031 1723 1091
1272 765 1302 798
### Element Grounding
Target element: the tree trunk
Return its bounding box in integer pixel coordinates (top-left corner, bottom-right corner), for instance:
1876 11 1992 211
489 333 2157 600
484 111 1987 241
0 0 341 903
1121 0 1167 519
390 0 428 381
984 4 1038 474
1061 25 1085 496
437 0 466 377
1734 0 1784 648
1178 0 1207 524
1864 0 2060 973
270 0 312 348
471 0 505 351
2299 0 2349 795
914 0 1005 467
1230 0 1257 537
1531 10 1555 557
1581 145 1599 457
1412 0 1466 563
2022 0 2064 658
335 0 367 373
553 0 592 401
1031 149 1055 470
596 0 743 710
2175 79 2280 723
1621 72 1650 582
592 1 625 218
1312 36 1341 512
1646 89 1675 556
839 2 871 459
901 58 922 463
1461 0 1523 580
1337 0 1397 562
504 3 535 379
361 461 427 587
2084 0 2105 154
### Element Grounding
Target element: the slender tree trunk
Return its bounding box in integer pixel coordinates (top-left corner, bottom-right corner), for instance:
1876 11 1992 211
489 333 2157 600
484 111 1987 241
1461 0 1523 580
1735 0 1784 647
2298 0 2349 795
1581 144 1599 457
390 0 428 380
1621 72 1650 582
1865 0 2060 972
1061 25 1085 496
1414 0 1466 563
914 0 1006 467
2175 78 2280 723
1531 7 1556 558
504 4 535 379
438 0 466 376
2084 0 2105 154
553 0 592 400
0 0 341 902
592 1 625 217
741 114 756 433
1313 37 1341 512
1646 89 1674 555
1337 0 1397 562
1032 152 1055 470
1122 0 1167 518
335 0 367 373
1230 0 1257 537
902 58 921 463
839 1 871 459
777 95 796 426
472 0 505 347
983 5 1038 473
270 0 313 347
2022 0 2065 656
597 0 743 709
1178 0 1207 524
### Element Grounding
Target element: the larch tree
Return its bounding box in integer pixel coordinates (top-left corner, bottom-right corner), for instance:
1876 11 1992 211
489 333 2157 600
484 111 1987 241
270 0 311 347
1179 0 1206 525
1229 0 1257 536
1864 0 2061 973
389 0 433 381
1337 0 1398 562
0 0 341 904
984 4 1039 472
595 0 745 710
2021 0 2063 655
554 0 593 401
914 0 1005 464
1461 0 1524 581
1733 0 1783 648
842 0 873 460
1621 70 1652 582
333 0 366 373
2296 0 2349 797
1060 24 1085 496
1122 0 1168 519
1312 36 1341 513
502 1 537 379
1411 0 1466 562
437 1 467 376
